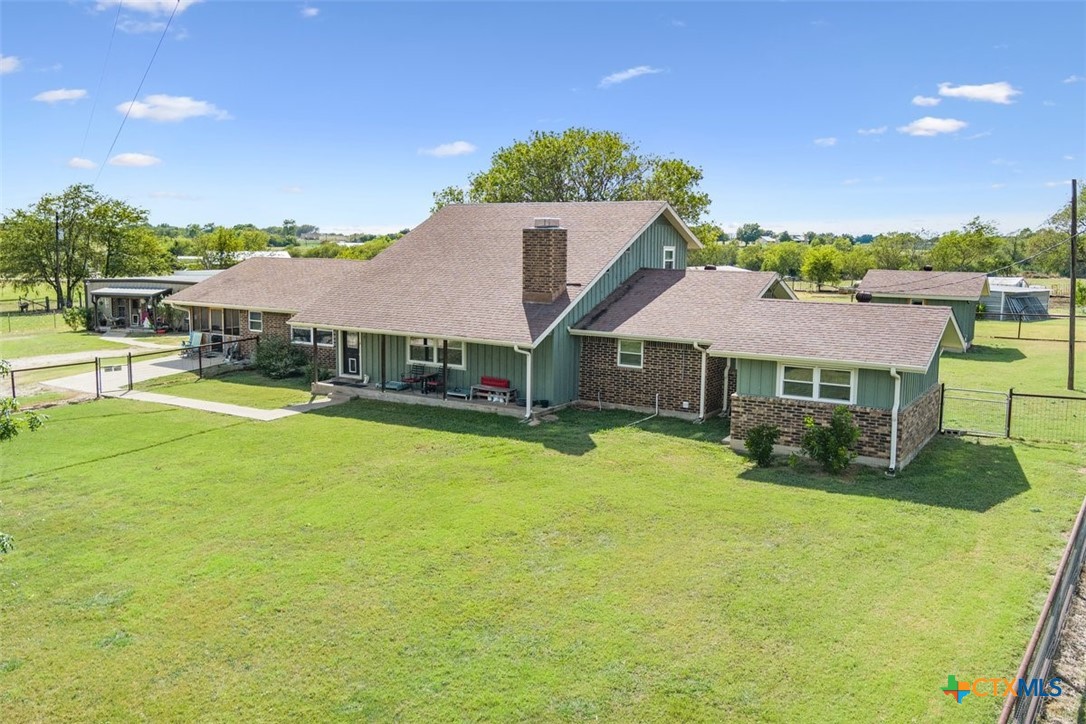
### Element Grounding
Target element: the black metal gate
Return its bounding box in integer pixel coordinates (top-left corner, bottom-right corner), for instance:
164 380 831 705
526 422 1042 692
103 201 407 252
941 385 1086 443
941 386 1010 437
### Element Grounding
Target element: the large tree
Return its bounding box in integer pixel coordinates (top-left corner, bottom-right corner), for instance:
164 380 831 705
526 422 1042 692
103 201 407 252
929 217 1009 272
761 241 807 278
0 184 165 307
802 245 842 290
869 232 924 270
431 128 711 224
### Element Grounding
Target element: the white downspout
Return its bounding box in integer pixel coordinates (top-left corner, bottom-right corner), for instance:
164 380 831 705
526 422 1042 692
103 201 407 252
889 366 901 474
514 345 532 420
692 343 708 421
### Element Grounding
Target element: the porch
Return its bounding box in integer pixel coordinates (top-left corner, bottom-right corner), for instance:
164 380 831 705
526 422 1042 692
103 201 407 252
312 377 551 418
90 287 170 332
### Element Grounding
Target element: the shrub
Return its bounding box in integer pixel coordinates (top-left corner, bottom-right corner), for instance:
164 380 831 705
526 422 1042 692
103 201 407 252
302 361 334 382
975 302 986 319
62 306 93 331
744 424 781 467
800 406 861 474
253 337 307 379
0 532 13 554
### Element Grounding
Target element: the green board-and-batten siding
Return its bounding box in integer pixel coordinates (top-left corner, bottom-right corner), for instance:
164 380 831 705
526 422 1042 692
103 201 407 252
870 296 976 346
734 355 940 410
544 217 690 405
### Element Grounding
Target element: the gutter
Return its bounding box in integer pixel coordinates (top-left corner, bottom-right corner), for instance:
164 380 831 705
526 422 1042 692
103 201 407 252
888 366 901 475
513 345 532 420
722 357 732 415
693 343 708 421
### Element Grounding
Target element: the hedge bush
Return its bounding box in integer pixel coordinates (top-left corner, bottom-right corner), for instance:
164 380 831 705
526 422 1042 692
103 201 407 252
744 424 780 467
253 337 307 379
800 406 861 474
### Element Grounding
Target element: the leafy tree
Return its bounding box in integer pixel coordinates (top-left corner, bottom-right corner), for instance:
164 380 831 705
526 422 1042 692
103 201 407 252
735 223 764 243
691 222 726 247
238 229 270 251
0 184 158 307
196 227 245 268
762 241 807 278
840 245 875 281
689 241 740 267
432 128 711 223
778 231 792 242
1077 281 1085 309
336 236 396 261
929 217 1009 272
0 361 47 442
801 245 842 290
870 232 923 270
736 243 765 271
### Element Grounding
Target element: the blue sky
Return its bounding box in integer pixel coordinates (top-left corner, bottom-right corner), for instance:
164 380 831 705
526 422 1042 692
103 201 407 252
2 1 1084 236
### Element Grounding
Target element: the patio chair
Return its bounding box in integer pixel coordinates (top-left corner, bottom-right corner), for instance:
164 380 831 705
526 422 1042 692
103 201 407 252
181 331 203 358
401 364 426 389
425 376 445 395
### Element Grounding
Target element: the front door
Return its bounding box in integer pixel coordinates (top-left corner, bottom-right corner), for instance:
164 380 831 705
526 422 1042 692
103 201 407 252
342 332 360 377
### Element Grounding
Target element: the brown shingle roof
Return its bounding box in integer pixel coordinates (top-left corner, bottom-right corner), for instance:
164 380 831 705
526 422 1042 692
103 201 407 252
167 258 366 312
574 270 963 370
857 270 989 300
291 201 690 345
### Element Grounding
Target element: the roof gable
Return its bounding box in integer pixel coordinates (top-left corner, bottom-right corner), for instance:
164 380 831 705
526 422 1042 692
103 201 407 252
857 270 990 300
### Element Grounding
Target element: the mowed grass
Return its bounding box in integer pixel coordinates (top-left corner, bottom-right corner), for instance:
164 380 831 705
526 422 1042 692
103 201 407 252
134 370 318 409
2 399 1084 721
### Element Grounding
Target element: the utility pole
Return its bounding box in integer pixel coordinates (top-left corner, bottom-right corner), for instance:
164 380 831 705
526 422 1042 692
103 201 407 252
1070 178 1078 391
54 211 63 309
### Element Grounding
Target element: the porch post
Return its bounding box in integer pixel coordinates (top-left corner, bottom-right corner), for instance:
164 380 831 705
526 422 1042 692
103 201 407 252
442 340 448 400
312 331 318 384
380 334 387 394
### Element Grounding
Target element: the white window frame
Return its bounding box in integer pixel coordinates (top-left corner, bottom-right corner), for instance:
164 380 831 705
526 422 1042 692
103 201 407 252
616 339 644 369
406 337 466 370
290 327 335 347
249 311 263 333
776 363 856 404
663 246 676 270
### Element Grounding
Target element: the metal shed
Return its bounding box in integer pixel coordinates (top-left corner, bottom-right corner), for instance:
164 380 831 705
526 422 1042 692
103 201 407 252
980 277 1052 321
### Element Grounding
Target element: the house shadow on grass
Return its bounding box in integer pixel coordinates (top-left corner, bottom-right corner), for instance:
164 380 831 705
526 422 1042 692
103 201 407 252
305 398 731 456
738 436 1029 512
964 345 1027 363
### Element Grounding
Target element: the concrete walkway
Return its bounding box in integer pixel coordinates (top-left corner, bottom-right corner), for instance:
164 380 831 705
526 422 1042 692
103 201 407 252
104 390 298 420
44 356 227 394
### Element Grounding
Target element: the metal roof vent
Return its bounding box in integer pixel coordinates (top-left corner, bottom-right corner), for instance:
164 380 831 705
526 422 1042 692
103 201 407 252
533 217 561 228
856 291 873 303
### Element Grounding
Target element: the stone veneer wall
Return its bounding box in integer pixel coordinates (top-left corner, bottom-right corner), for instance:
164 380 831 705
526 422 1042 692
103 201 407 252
729 381 942 469
578 337 725 416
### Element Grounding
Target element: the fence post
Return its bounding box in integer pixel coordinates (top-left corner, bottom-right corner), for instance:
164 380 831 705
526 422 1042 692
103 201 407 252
198 345 203 379
95 357 101 399
10 369 16 399
938 383 945 432
127 352 133 392
1006 388 1014 438
1018 313 1023 339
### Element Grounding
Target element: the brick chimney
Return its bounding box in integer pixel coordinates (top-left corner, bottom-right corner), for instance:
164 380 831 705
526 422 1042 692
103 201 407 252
522 218 567 304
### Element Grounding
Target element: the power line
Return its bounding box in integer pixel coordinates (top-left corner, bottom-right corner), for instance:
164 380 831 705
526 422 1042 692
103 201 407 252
94 0 181 185
80 0 124 156
857 230 1080 296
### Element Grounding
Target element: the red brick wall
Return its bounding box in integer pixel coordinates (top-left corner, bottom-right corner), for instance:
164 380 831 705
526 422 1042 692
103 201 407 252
578 337 725 416
183 306 336 370
522 227 567 303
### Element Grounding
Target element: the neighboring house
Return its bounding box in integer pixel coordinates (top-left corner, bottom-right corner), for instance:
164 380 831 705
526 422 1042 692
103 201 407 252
167 258 366 366
573 270 964 470
856 270 989 349
171 201 967 470
980 276 1051 321
85 270 221 331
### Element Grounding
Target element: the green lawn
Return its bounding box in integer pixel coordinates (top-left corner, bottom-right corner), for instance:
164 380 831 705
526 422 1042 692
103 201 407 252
134 370 318 409
0 328 132 360
1 399 1083 721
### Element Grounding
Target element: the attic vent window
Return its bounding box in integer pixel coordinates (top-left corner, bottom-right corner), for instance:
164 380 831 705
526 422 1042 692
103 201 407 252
533 217 561 228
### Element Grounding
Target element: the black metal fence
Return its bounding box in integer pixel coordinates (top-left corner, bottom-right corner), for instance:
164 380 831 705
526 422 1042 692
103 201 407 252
6 336 258 400
999 496 1086 723
941 385 1086 443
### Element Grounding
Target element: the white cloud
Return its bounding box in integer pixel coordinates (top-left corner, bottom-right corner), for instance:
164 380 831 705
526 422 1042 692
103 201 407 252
418 140 477 157
281 185 304 194
599 65 663 88
109 152 162 167
96 0 201 15
857 126 887 135
1063 75 1085 84
118 18 167 33
67 157 97 169
33 88 88 103
301 6 319 18
897 117 968 137
911 95 941 107
1044 180 1071 188
965 131 992 140
991 183 1007 189
937 81 1021 104
1065 155 1076 161
117 94 230 121
0 55 21 74
813 137 837 147
149 191 197 200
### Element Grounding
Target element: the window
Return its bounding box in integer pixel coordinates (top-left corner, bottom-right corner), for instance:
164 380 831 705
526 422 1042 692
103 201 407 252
224 309 241 336
210 308 223 332
407 337 466 368
617 339 644 369
291 327 334 346
663 246 676 269
779 365 855 403
249 311 263 333
910 299 924 306
193 307 210 332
